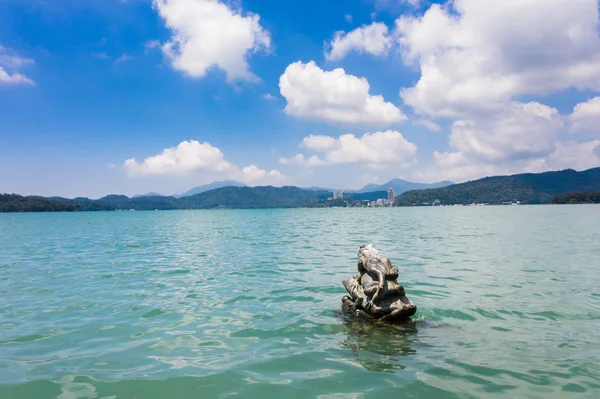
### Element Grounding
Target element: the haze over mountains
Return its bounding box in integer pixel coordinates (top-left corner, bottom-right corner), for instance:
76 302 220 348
136 178 453 198
358 179 454 194
175 180 247 198
283 178 453 195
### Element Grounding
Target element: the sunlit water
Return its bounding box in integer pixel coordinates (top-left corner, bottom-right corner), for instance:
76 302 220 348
1 207 599 398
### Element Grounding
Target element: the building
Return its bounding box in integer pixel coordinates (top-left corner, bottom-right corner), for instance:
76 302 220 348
387 188 395 203
333 189 344 200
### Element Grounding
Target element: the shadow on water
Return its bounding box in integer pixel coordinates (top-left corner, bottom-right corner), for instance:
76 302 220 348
335 311 421 373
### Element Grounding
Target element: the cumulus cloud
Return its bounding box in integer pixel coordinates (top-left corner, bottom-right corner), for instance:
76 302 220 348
152 0 271 82
395 0 600 117
570 97 600 137
417 153 507 183
0 45 34 85
124 140 232 175
416 138 600 184
325 22 392 61
262 93 276 100
280 130 417 168
411 102 569 183
524 141 600 173
449 102 563 162
278 153 326 166
279 61 406 126
123 140 283 185
241 165 283 182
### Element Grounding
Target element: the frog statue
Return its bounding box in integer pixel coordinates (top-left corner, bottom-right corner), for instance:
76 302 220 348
341 245 417 322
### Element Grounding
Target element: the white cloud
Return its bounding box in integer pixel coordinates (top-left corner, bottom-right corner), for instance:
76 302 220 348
345 14 353 23
325 22 391 61
0 45 34 85
262 93 276 100
525 141 600 173
241 165 283 183
0 45 34 69
281 130 417 167
278 153 326 166
410 101 572 183
416 137 600 184
123 140 283 185
0 67 34 85
124 140 233 175
279 61 406 126
152 0 271 82
417 154 506 183
449 102 563 162
570 97 600 137
415 119 440 132
396 0 600 117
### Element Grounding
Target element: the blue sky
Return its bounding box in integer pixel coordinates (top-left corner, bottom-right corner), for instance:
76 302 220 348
1 0 600 198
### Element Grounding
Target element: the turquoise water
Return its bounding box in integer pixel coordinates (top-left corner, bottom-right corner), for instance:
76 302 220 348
1 207 599 398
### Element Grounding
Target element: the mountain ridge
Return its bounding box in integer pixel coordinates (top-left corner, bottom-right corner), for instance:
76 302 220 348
176 180 247 198
3 167 600 212
359 178 454 194
396 167 600 205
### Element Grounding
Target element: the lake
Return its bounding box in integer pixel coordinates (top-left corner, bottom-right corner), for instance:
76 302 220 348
1 206 599 398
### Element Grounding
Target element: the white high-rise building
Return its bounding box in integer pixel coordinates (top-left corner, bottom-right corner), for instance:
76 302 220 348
387 188 395 203
333 189 344 200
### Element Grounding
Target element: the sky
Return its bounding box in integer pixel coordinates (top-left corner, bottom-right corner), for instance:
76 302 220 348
1 0 600 199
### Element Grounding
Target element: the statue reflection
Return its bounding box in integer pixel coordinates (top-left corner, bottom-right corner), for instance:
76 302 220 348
338 313 419 373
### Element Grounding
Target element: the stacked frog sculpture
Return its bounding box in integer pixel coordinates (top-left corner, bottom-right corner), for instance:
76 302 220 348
341 245 417 322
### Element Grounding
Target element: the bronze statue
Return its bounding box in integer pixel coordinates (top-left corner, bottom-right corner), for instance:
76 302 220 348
341 245 417 322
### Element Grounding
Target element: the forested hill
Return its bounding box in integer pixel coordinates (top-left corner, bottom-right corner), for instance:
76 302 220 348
395 167 600 205
177 186 331 209
0 186 333 212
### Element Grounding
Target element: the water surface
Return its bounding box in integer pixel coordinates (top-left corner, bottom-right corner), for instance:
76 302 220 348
1 206 599 398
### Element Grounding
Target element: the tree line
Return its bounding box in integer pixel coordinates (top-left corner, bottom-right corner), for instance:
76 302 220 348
551 192 600 204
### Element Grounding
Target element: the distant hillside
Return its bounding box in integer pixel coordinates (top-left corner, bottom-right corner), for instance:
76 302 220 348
133 192 163 198
1 186 333 212
396 167 600 206
359 178 454 194
0 194 80 212
178 186 331 209
176 180 246 198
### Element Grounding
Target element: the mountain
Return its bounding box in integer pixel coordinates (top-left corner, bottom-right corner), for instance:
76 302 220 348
395 167 600 206
133 192 163 198
1 186 332 212
5 167 599 212
178 186 331 209
0 194 80 212
176 180 246 198
302 186 359 193
358 178 454 194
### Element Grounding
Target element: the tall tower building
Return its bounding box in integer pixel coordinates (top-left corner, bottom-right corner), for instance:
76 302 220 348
388 188 394 203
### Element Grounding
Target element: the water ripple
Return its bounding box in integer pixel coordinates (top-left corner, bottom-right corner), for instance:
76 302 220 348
1 207 600 398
